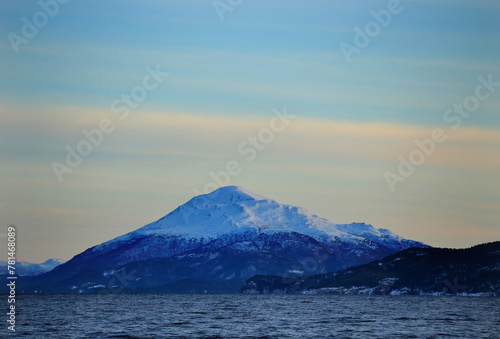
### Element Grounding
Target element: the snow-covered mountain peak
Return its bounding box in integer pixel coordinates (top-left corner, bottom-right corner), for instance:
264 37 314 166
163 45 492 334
137 186 303 237
0 258 66 276
336 222 401 239
93 186 427 254
191 186 270 205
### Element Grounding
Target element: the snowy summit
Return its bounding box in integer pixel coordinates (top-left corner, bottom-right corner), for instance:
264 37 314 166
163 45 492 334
99 186 424 251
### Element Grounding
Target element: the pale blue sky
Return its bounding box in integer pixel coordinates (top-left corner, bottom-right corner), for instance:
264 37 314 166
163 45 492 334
1 0 499 261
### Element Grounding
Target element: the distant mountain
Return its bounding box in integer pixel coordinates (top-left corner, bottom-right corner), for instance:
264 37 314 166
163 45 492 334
14 186 428 293
242 241 500 296
0 258 65 276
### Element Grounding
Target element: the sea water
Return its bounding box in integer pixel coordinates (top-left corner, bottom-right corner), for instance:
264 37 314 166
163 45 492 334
9 294 500 338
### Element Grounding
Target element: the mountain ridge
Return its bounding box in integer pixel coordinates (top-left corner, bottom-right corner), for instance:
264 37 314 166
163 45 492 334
242 241 500 296
0 258 65 276
13 186 429 293
95 186 425 248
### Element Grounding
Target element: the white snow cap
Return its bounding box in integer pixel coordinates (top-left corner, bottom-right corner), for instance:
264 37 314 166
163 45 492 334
100 186 422 250
191 186 270 204
134 186 367 242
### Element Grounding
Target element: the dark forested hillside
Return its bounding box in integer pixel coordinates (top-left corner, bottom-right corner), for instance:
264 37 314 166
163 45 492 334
242 241 500 296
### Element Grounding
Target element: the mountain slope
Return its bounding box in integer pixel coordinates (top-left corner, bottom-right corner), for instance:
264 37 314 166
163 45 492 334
16 186 428 293
242 241 500 296
79 186 426 265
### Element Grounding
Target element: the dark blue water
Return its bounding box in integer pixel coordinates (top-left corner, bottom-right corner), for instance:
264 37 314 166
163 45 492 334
9 294 500 338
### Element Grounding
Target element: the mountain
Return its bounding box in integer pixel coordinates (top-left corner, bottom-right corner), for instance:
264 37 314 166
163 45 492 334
242 241 500 296
15 186 428 293
0 258 65 276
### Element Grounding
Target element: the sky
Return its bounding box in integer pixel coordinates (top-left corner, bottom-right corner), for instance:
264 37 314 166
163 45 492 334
1 0 499 262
